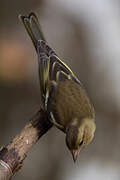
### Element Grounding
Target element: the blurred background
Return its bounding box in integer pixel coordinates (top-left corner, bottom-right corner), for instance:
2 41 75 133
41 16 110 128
0 0 120 179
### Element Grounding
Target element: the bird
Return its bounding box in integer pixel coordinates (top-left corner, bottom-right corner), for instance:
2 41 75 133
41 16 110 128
19 12 96 162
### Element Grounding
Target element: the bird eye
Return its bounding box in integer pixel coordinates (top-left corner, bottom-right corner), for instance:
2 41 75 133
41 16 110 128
79 140 83 146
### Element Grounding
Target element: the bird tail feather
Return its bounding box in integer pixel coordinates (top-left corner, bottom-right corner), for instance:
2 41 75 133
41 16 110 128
19 12 45 51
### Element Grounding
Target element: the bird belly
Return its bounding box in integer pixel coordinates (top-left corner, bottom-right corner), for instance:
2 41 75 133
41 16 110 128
49 80 94 129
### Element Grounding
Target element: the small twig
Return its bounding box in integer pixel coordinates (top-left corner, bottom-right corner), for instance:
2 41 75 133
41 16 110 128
0 109 52 180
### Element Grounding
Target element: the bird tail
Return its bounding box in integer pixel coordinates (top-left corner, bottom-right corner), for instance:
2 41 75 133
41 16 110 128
19 12 82 107
19 12 50 109
19 12 46 51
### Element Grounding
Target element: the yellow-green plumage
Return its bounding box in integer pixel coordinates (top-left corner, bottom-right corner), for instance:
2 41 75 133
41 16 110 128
49 80 95 128
20 12 96 162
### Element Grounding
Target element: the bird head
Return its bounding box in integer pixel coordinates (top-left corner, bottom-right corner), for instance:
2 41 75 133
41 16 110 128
66 118 96 162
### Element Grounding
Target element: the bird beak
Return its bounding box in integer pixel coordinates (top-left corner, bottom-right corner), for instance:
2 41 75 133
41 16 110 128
71 148 81 162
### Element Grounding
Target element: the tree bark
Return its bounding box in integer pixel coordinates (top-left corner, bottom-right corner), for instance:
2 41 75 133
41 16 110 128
0 108 52 180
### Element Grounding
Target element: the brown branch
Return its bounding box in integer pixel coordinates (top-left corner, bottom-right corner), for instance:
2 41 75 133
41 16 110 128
0 108 53 180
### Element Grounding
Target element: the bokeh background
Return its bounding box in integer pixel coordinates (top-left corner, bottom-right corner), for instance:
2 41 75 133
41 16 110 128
1 0 120 179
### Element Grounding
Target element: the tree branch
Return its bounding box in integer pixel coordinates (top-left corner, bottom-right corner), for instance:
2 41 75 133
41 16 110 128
0 108 53 180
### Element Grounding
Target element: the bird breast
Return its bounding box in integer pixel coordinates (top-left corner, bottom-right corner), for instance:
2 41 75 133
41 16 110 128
49 80 94 128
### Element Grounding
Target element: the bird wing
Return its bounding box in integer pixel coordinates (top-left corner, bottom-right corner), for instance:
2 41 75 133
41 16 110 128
20 12 82 84
49 54 81 85
37 41 50 108
20 12 83 108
